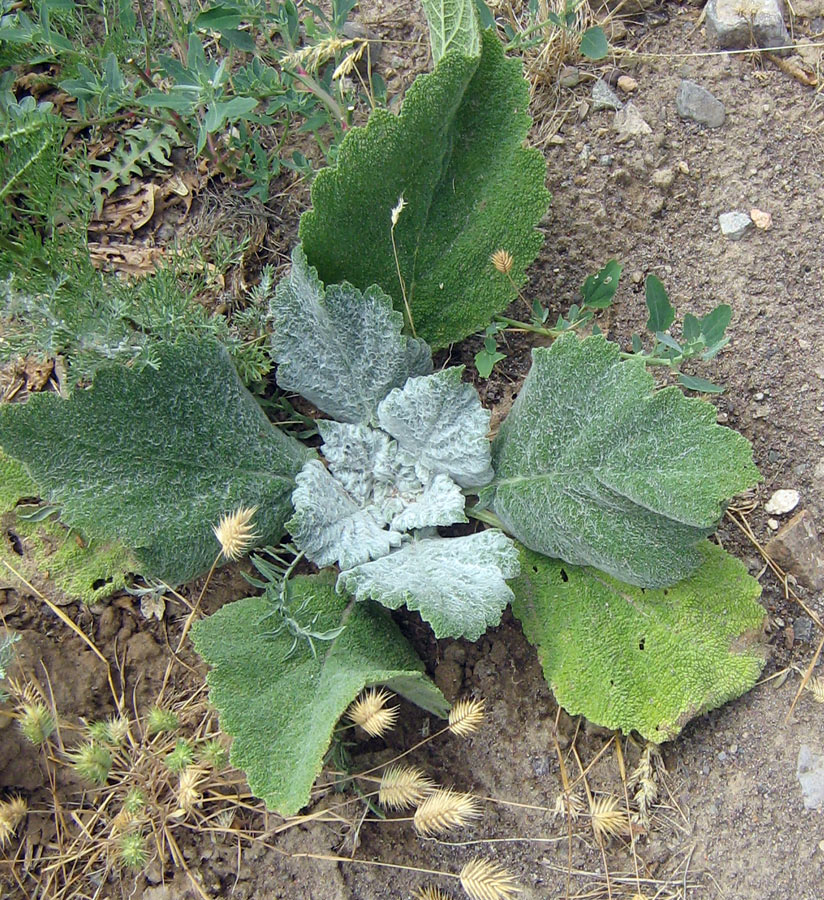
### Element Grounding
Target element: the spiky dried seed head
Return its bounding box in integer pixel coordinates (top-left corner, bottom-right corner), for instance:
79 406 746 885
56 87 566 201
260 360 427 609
413 887 452 900
806 675 824 703
459 858 521 900
347 688 399 738
448 698 485 737
413 788 481 836
173 766 206 816
0 796 27 847
213 505 260 561
490 249 514 275
378 765 436 810
391 194 407 227
589 794 630 842
552 792 583 821
17 700 55 745
89 714 130 745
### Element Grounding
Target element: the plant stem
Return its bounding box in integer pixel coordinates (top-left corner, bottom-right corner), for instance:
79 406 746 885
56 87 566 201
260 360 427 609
465 506 505 530
493 314 563 338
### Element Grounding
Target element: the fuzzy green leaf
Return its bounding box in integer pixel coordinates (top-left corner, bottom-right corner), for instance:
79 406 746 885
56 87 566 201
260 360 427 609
269 246 432 424
192 573 449 815
0 451 133 605
482 334 760 587
338 530 520 640
299 31 550 348
422 0 480 62
511 542 767 741
0 339 312 584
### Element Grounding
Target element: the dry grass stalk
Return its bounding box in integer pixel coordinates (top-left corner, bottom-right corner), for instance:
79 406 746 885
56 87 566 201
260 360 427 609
413 788 481 836
378 765 436 810
448 698 486 737
589 794 630 842
459 857 521 900
347 688 399 738
212 505 259 561
0 796 27 847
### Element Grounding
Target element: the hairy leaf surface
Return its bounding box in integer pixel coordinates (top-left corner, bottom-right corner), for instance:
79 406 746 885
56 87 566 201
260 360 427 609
377 367 493 489
269 246 432 423
511 542 767 741
0 451 133 605
482 334 760 586
288 460 401 569
192 573 449 815
0 339 312 583
299 31 550 347
338 530 520 640
422 0 480 62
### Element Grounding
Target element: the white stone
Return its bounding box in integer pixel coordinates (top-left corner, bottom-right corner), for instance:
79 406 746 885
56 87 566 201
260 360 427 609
719 211 753 240
767 518 780 530
764 489 801 515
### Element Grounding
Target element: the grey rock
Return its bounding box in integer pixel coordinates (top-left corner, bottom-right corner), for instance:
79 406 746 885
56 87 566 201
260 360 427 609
560 65 581 88
793 615 815 644
592 78 622 111
706 0 791 51
676 80 726 127
613 102 652 141
719 211 753 239
798 744 824 810
793 0 824 15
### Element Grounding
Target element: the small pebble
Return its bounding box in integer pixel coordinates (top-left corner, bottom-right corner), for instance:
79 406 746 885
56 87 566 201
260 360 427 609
560 65 581 88
651 167 675 189
767 518 779 530
592 78 622 111
719 211 753 240
764 489 801 516
750 207 773 229
617 74 638 92
677 159 690 174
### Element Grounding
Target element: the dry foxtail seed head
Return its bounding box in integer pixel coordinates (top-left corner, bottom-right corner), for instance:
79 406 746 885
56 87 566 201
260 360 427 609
391 194 407 227
448 698 485 737
378 765 436 810
490 249 513 275
347 688 398 738
806 675 824 703
589 794 630 842
413 788 481 836
213 505 259 561
173 766 206 817
552 791 583 821
0 796 27 847
413 888 452 900
459 858 521 900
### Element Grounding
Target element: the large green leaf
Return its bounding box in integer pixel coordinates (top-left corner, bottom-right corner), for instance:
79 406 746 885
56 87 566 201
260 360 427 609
0 339 313 584
511 542 767 741
192 573 449 815
0 451 133 605
422 0 480 62
482 334 760 587
299 31 550 348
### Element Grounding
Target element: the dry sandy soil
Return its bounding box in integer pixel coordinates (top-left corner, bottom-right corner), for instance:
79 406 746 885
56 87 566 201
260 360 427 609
1 1 823 898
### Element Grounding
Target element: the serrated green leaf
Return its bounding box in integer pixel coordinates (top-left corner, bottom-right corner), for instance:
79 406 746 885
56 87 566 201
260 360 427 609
511 541 767 741
482 334 761 587
377 367 493 489
0 339 312 584
579 26 609 60
422 0 480 62
339 530 520 640
700 304 731 346
299 31 550 348
581 259 621 309
269 246 432 424
0 451 133 605
645 274 675 333
192 573 449 815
